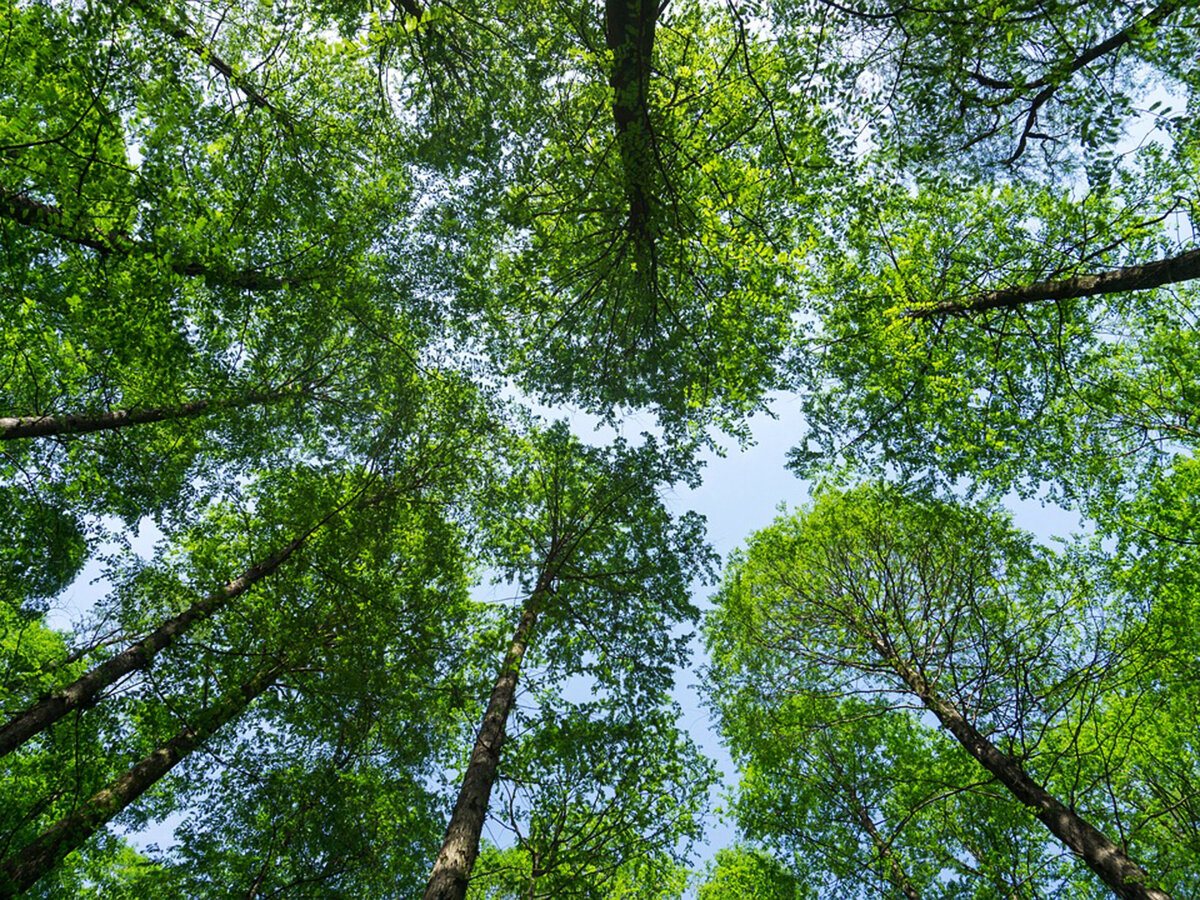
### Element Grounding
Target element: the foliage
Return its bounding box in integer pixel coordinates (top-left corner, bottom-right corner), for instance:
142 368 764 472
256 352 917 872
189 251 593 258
706 485 1195 897
696 847 801 900
4 0 1200 895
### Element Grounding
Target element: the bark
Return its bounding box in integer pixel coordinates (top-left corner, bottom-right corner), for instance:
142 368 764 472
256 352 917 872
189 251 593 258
422 575 553 900
872 637 1174 900
0 188 289 291
605 0 659 276
905 247 1200 320
0 388 299 441
0 502 344 758
0 663 282 897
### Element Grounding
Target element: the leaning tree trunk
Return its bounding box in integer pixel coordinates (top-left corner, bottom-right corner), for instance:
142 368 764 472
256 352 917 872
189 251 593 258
0 662 283 897
904 246 1200 320
0 388 301 441
422 574 554 900
826 752 922 900
0 495 353 758
874 638 1174 900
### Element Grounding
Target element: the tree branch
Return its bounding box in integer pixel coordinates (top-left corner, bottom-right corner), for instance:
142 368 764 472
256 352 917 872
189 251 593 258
0 188 291 291
128 0 287 125
1005 0 1183 161
0 388 303 441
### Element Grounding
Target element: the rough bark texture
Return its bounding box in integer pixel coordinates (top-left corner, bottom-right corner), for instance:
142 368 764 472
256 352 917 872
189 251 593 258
905 247 1200 320
0 522 322 758
0 389 296 440
874 638 1173 900
0 664 281 897
422 577 552 900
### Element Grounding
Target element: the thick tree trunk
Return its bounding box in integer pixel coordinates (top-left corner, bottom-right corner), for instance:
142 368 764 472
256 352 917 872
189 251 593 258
0 507 338 758
605 0 659 280
905 247 1200 320
0 663 282 897
875 640 1173 900
0 389 298 440
422 576 552 900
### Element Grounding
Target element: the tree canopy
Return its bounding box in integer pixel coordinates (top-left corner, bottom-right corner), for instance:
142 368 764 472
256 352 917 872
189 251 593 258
3 0 1200 896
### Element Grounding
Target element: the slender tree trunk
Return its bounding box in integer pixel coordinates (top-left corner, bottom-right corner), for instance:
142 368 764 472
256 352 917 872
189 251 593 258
0 389 300 440
827 754 922 900
905 247 1200 320
0 500 346 758
423 575 553 900
873 638 1173 900
0 663 282 897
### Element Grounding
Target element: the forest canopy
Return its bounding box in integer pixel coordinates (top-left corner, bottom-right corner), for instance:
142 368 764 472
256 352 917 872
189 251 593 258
2 0 1199 897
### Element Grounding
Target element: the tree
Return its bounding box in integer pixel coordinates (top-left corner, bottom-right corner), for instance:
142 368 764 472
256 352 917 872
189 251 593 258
468 702 712 899
425 423 713 900
706 485 1189 899
782 0 1200 527
696 847 802 900
1 653 289 895
1 434 484 895
0 0 448 604
490 0 829 429
9 0 1200 895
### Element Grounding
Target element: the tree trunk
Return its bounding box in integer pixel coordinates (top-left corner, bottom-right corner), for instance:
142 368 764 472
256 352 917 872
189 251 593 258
874 638 1173 900
0 389 299 441
422 575 552 900
905 247 1200 320
826 753 922 900
0 504 342 758
606 0 659 282
0 663 282 897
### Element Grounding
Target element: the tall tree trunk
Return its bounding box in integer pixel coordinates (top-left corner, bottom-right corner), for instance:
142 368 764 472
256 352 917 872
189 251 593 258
0 388 301 440
423 575 553 900
904 246 1200 320
0 498 349 758
872 637 1173 900
0 663 283 897
606 0 659 285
